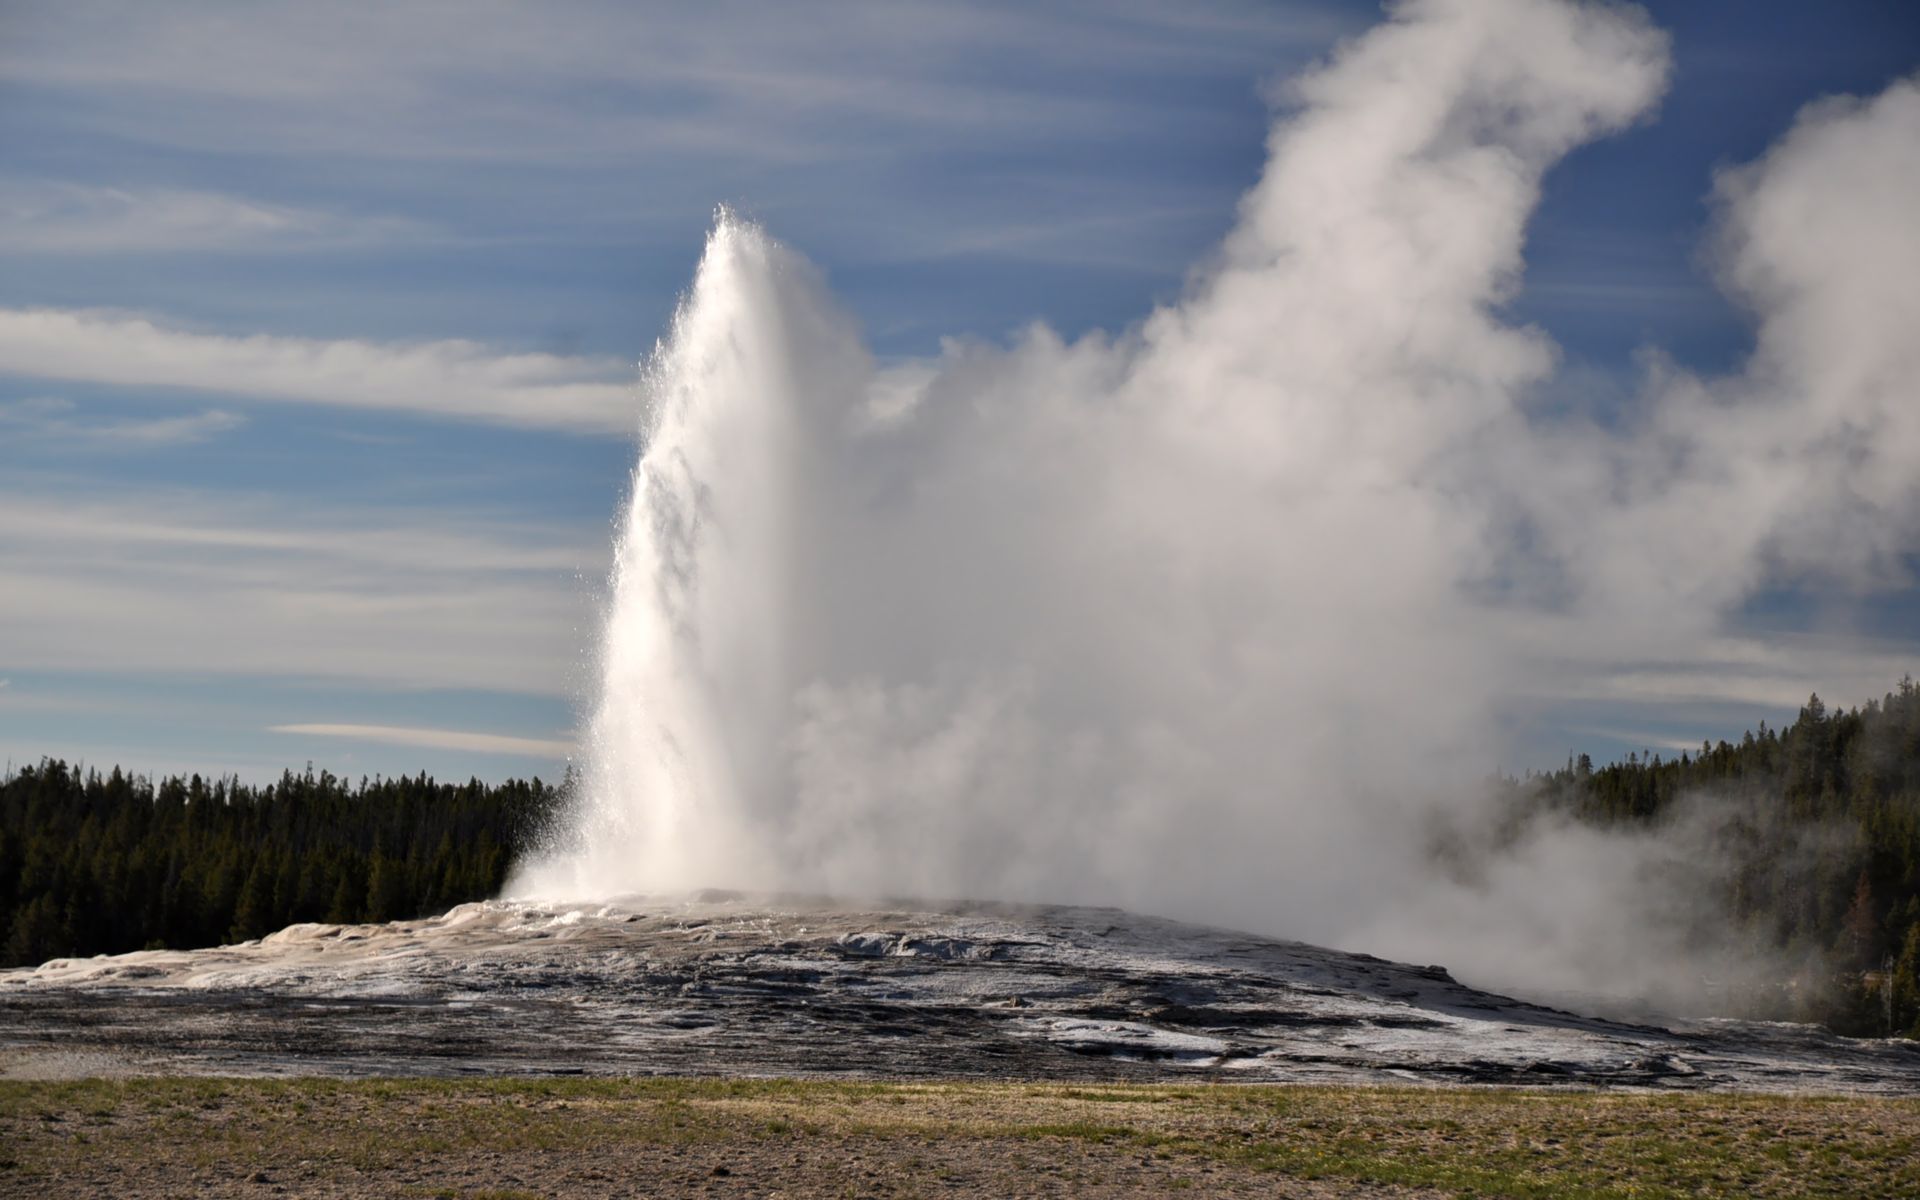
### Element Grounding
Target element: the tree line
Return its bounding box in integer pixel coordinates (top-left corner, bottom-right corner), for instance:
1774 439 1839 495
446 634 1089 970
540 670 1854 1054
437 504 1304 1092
6 679 1920 1038
1505 676 1920 1036
0 762 559 968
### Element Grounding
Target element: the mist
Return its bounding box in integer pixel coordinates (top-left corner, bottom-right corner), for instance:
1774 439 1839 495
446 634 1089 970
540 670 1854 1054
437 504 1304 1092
510 0 1920 1013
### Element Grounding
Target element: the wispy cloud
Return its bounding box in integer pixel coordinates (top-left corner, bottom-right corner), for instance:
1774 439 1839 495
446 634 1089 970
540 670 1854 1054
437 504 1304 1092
1508 627 1920 721
1567 726 1736 754
0 486 604 694
1519 277 1719 316
880 202 1225 272
0 309 634 434
269 722 572 759
0 491 603 574
0 181 425 254
0 2 1358 336
0 3 1348 166
0 396 245 446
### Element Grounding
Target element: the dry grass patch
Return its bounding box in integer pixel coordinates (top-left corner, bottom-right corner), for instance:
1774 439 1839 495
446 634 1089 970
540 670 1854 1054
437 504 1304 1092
2 1076 1916 1198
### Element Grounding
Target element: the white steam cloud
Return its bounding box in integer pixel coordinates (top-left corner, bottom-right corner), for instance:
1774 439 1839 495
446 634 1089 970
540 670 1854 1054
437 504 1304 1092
511 0 1920 1008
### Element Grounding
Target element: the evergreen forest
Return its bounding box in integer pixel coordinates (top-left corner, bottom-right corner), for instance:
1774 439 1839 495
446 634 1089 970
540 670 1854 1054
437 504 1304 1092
1499 677 1920 1036
5 678 1920 1037
0 764 556 969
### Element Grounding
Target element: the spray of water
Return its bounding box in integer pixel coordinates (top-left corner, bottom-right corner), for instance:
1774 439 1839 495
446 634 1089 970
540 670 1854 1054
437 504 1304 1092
511 0 1920 1008
518 217 853 896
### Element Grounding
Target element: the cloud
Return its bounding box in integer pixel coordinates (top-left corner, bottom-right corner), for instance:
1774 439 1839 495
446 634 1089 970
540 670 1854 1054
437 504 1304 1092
0 2 1361 310
0 309 634 433
0 2 1349 165
514 0 1920 1019
878 202 1227 273
1519 277 1717 316
269 723 572 759
0 396 245 446
0 487 602 695
1567 726 1731 755
0 181 425 254
1533 633 1920 713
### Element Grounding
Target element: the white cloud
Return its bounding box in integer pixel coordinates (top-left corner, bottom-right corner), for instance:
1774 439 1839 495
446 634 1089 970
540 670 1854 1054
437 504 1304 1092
0 488 604 695
1519 276 1717 315
880 202 1226 272
0 309 635 434
0 181 425 254
0 396 245 445
269 723 572 759
0 2 1365 297
1569 726 1747 754
1530 634 1919 714
0 2 1349 165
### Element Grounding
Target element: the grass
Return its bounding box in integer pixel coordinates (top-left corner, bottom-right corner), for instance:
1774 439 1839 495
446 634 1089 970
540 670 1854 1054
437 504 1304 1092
3 1076 1918 1197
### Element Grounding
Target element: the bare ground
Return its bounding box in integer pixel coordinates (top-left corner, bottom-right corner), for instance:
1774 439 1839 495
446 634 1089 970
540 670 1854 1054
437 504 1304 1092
6 1077 1920 1199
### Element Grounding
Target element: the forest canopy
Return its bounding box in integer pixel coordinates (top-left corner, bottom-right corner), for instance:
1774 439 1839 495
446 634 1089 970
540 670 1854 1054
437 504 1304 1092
0 764 554 968
1492 677 1920 1036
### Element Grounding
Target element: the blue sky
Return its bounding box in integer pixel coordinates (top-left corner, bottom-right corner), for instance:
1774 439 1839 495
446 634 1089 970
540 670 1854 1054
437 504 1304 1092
2 0 1917 783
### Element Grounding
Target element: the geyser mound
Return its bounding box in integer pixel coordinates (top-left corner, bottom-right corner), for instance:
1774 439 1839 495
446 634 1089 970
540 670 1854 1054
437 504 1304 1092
6 896 1918 1090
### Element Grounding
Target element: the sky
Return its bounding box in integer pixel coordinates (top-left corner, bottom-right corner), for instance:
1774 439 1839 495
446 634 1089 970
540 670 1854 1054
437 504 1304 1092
2 0 1917 787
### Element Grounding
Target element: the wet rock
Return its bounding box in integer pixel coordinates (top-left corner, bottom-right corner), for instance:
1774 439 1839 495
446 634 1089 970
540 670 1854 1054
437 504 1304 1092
2 894 1917 1093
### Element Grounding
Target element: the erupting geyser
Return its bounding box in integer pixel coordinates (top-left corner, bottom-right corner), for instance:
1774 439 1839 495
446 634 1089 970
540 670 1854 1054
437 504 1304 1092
510 0 1920 1016
513 216 850 898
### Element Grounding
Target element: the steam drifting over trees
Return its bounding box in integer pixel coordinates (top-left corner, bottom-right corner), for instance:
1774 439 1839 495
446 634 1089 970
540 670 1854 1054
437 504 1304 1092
6 680 1920 1037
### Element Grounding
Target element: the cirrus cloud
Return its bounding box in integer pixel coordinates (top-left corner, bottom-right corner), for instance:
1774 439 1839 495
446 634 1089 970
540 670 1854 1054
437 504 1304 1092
269 723 572 759
0 308 635 434
0 181 427 255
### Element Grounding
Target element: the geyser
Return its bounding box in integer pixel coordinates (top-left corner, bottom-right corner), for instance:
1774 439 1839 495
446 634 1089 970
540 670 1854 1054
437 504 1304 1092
518 216 857 897
512 0 1920 1011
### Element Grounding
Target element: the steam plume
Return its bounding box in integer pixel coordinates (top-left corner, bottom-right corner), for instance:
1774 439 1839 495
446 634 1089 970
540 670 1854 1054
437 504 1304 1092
512 0 1920 1008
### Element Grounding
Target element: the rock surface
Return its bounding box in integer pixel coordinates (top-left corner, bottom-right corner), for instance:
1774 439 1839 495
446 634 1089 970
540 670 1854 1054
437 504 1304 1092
3 893 1917 1091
